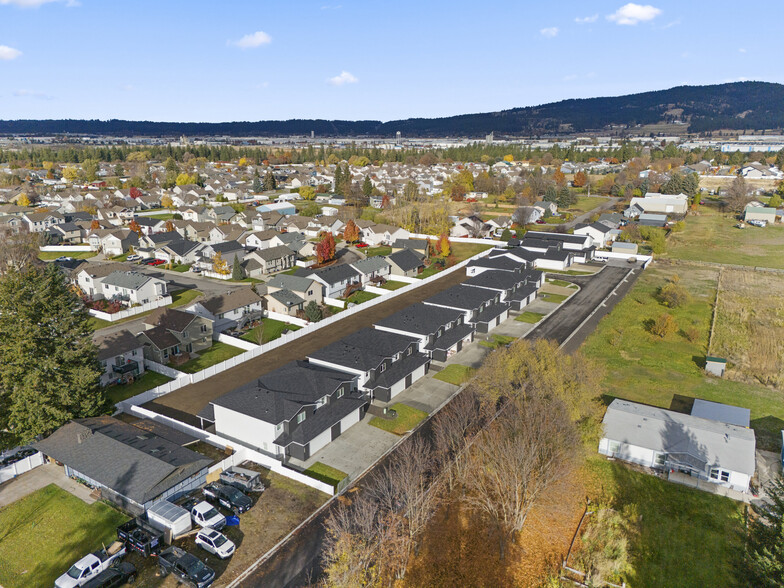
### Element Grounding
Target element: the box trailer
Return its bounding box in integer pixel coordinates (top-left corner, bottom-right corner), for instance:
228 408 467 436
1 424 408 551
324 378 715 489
220 466 265 493
146 500 192 540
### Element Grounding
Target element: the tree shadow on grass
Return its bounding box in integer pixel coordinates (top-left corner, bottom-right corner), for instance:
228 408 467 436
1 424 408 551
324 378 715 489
750 416 784 452
669 394 695 414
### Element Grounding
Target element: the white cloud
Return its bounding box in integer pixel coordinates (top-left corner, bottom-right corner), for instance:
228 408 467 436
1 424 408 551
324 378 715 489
0 0 78 7
0 45 22 60
320 4 342 9
661 18 680 29
607 3 661 25
13 89 53 99
229 31 272 49
739 48 747 53
327 71 358 86
540 27 559 38
562 74 579 82
575 14 598 24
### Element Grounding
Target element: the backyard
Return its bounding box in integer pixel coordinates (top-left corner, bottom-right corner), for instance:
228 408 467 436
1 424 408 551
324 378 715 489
380 280 407 290
369 403 429 435
345 290 380 305
0 484 127 588
566 195 609 213
366 245 392 257
666 208 784 269
105 371 173 405
87 288 201 330
38 250 97 261
241 318 301 344
178 341 246 373
516 311 546 324
581 263 784 450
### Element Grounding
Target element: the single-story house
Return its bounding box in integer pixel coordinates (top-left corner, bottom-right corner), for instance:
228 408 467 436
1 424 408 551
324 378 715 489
34 416 213 515
385 248 425 277
598 398 756 493
462 269 542 311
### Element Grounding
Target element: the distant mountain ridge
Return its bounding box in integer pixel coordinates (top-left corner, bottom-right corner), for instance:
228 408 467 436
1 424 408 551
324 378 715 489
2 81 783 138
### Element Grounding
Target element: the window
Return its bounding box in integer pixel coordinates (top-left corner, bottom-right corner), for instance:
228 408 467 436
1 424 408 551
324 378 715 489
337 387 344 399
710 468 730 482
296 412 306 424
379 363 386 373
316 396 328 408
608 440 621 454
654 453 666 467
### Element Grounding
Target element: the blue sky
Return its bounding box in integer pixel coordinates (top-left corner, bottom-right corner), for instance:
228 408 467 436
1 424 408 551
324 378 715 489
0 0 780 122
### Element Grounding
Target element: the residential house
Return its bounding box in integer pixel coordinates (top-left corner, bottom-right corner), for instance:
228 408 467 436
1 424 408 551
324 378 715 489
34 416 213 515
744 204 776 224
187 288 264 331
462 268 541 311
385 248 425 277
271 231 315 258
21 210 64 233
574 222 617 248
198 241 246 269
423 284 509 333
45 221 83 244
627 193 689 217
356 221 410 246
242 229 279 250
466 252 529 277
451 215 491 238
137 308 213 364
87 229 139 256
266 274 323 307
307 328 430 402
349 256 391 285
301 264 362 298
391 238 429 257
133 217 166 236
740 162 783 180
98 270 168 305
138 231 182 250
209 223 246 244
203 361 367 462
243 245 296 277
375 302 475 362
598 398 755 494
155 240 204 265
95 329 145 386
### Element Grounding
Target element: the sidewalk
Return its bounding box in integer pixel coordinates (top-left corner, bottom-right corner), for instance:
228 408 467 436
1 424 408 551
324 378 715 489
0 462 96 508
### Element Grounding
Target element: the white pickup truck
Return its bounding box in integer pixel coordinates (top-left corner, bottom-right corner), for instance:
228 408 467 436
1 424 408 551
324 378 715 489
55 541 126 588
190 500 226 530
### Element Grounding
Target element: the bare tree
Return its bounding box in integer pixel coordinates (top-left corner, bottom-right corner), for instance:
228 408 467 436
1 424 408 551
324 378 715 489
512 205 536 226
0 227 40 276
366 436 439 579
725 175 752 213
433 387 484 491
462 396 581 559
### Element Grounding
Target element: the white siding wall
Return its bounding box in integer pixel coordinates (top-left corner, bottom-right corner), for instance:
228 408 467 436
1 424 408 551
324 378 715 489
213 405 281 456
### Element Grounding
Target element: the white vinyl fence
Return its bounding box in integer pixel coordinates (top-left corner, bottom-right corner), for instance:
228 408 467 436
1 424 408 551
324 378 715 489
88 295 172 323
593 251 654 268
213 332 260 351
120 403 335 495
265 311 309 327
323 296 345 309
118 247 494 409
144 359 186 379
0 451 45 484
39 245 93 252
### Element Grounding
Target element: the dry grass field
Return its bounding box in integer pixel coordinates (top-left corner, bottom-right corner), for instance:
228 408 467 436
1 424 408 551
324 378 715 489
711 269 784 388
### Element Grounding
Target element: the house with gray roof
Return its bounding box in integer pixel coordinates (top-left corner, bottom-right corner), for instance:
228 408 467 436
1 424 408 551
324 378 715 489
186 287 264 331
243 244 296 277
137 308 213 364
266 274 323 306
308 327 429 402
385 248 425 277
463 269 542 310
155 239 205 265
375 302 475 362
349 256 391 285
298 264 362 298
599 398 756 493
98 270 168 306
204 360 366 463
34 416 213 515
94 328 145 386
424 284 509 333
266 288 306 316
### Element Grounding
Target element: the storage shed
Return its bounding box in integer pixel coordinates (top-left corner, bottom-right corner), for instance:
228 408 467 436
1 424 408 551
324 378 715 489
705 356 727 377
146 500 192 540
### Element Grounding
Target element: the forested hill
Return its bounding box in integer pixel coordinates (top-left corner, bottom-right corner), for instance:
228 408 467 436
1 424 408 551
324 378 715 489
2 81 783 137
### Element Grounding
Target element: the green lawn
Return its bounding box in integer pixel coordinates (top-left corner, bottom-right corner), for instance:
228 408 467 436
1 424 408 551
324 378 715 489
479 334 516 349
170 288 201 307
0 484 128 588
666 208 784 269
381 280 407 290
450 242 494 261
345 290 380 305
582 264 784 450
109 252 129 262
515 311 546 324
105 371 173 405
551 269 597 275
169 263 191 272
366 245 392 257
369 403 429 435
587 456 744 588
38 250 97 261
303 462 348 489
414 264 442 279
539 292 569 304
433 364 476 386
567 195 607 213
546 278 573 288
177 341 246 373
241 318 302 344
147 212 175 220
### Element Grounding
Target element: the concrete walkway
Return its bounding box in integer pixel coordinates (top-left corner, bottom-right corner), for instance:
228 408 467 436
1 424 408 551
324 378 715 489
0 462 96 508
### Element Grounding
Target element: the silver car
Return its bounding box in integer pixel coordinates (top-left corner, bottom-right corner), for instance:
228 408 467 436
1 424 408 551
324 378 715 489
195 528 235 559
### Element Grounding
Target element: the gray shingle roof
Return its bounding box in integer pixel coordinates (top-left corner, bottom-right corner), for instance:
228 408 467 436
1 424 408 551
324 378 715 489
350 256 390 275
340 327 418 357
94 329 142 361
375 302 463 337
385 249 424 272
33 416 212 504
267 274 317 293
424 284 498 312
268 288 304 308
255 244 294 262
100 270 154 291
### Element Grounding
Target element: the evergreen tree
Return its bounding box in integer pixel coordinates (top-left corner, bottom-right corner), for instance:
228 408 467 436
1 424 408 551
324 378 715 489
252 171 262 193
744 475 784 587
544 184 558 202
0 264 103 447
304 301 322 323
333 165 342 193
362 175 373 197
500 228 512 242
231 255 244 280
263 171 277 191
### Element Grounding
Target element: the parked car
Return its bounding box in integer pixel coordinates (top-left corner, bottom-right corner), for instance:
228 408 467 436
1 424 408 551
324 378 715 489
126 254 142 262
189 500 226 530
158 547 215 588
195 527 236 559
355 242 368 248
81 562 136 588
203 482 252 514
748 219 767 228
191 266 202 273
55 256 74 262
149 259 166 266
55 542 126 588
535 219 546 224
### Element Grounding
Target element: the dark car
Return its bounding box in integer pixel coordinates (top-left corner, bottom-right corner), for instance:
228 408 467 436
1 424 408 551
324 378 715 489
81 562 136 588
158 547 215 588
203 482 252 514
535 219 546 224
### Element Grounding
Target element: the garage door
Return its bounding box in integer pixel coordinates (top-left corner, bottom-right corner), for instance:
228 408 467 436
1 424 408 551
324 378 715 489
405 373 412 388
331 422 341 441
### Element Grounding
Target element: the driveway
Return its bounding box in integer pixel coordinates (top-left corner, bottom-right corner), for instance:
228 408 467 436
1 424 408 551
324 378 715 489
563 197 621 229
0 462 95 507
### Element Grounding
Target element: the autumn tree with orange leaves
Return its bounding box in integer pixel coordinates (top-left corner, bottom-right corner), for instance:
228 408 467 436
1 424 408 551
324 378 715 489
128 220 143 235
316 232 336 264
342 220 360 244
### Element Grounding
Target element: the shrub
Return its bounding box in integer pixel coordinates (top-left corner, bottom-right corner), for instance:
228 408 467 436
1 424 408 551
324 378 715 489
684 325 700 343
658 281 690 308
650 313 676 338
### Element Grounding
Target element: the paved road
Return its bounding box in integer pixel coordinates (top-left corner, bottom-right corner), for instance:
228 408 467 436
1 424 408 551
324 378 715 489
145 269 468 426
529 262 641 353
